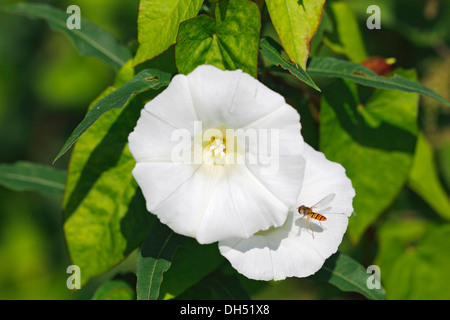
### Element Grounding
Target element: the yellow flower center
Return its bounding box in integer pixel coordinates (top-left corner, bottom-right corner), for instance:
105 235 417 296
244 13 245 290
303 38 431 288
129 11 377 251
205 136 227 164
191 123 246 166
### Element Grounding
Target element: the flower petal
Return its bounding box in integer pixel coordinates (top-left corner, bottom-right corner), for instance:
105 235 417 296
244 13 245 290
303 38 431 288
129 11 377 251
132 162 200 213
128 109 185 163
219 211 328 280
297 143 356 218
244 103 306 209
195 164 291 244
144 74 198 131
219 143 355 280
186 65 291 130
189 65 307 210
134 162 291 244
129 65 308 245
128 74 198 163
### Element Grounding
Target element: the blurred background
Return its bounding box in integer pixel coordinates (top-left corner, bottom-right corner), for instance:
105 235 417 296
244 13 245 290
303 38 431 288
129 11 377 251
0 0 449 299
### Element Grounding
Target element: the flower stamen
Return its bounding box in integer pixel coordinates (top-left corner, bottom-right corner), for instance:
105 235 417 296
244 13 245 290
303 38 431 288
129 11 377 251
205 136 226 164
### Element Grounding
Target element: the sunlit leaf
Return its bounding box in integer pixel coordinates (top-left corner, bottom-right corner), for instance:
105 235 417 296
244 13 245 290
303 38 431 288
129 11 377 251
376 222 450 299
134 0 204 66
322 1 368 62
175 0 261 77
265 0 326 69
63 66 159 286
408 133 450 220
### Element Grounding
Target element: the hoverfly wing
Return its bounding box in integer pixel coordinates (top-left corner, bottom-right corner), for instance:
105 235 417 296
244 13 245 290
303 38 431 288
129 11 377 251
311 193 335 211
318 206 332 215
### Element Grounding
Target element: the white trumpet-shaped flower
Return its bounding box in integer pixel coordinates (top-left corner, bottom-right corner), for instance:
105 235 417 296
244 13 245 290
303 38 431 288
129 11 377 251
128 65 305 244
218 143 356 280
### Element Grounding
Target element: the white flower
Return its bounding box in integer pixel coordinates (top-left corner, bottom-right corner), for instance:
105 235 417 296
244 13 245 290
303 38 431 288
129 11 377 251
218 143 356 280
128 65 305 244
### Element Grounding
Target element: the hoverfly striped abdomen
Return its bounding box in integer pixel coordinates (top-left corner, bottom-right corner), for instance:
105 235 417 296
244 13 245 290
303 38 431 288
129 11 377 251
310 212 327 221
297 194 335 238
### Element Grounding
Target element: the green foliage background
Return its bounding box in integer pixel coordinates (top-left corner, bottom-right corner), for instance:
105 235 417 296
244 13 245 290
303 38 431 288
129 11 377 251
0 0 449 300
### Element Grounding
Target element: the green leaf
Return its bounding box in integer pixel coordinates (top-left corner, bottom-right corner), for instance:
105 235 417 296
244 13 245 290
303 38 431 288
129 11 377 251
91 274 136 300
259 37 320 91
322 1 368 62
438 143 450 192
134 0 204 66
408 133 450 220
63 66 159 285
200 271 250 300
53 67 172 163
159 239 225 299
265 0 326 69
175 0 261 77
375 222 450 299
309 252 387 300
0 161 66 196
0 3 131 71
136 221 187 300
307 57 450 106
320 69 419 241
174 268 251 300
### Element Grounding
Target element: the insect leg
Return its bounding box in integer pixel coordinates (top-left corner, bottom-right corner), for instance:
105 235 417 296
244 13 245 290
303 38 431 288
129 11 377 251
305 216 314 239
299 213 305 223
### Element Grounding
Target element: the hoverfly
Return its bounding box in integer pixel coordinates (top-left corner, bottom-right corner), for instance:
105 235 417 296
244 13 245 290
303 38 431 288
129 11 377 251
298 193 335 238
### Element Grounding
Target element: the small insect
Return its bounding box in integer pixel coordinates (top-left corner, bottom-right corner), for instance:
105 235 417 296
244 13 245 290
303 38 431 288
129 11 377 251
298 193 335 238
